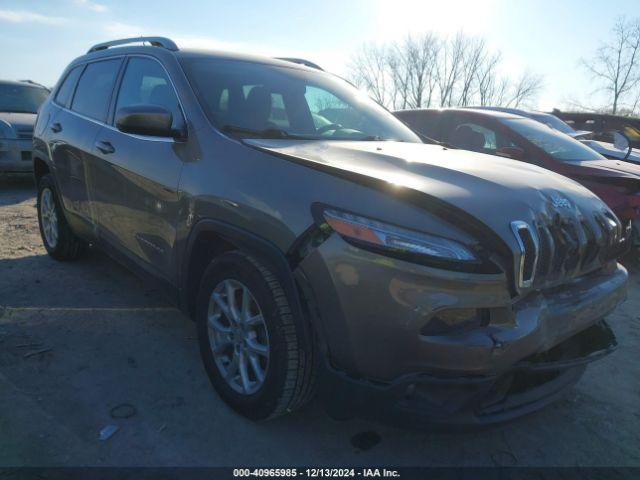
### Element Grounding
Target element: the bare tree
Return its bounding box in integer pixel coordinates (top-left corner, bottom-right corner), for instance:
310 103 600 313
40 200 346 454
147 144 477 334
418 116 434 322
386 43 412 109
348 31 544 110
384 34 440 110
631 89 640 115
404 34 440 109
475 51 507 106
505 71 544 108
350 43 391 107
456 38 490 106
581 16 640 114
436 33 466 107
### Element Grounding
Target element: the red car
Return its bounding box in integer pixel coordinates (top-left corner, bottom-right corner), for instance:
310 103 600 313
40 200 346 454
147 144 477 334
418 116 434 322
394 108 640 245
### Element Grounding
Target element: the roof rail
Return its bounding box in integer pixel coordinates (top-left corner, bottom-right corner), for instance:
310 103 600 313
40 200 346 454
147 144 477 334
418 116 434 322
87 36 178 54
275 57 324 71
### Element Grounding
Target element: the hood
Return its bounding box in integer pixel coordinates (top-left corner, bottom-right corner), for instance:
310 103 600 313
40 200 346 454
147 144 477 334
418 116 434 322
581 139 640 163
0 112 36 138
562 156 640 180
624 150 640 163
245 139 614 247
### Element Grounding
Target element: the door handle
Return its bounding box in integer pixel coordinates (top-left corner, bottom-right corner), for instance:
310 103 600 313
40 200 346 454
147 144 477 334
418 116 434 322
50 122 62 133
96 140 115 155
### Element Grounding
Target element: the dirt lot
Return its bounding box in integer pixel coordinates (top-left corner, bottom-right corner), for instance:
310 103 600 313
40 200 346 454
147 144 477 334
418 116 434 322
1 176 639 467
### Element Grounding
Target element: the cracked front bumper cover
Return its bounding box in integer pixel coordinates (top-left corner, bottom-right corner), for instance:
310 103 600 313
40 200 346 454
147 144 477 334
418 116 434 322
300 234 627 381
299 233 626 426
320 321 617 427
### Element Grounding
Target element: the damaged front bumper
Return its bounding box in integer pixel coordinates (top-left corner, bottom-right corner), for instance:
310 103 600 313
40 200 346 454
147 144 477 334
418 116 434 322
299 235 627 426
320 321 617 427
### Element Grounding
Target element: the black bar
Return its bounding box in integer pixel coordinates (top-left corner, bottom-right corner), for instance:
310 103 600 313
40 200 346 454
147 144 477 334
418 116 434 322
1 467 639 480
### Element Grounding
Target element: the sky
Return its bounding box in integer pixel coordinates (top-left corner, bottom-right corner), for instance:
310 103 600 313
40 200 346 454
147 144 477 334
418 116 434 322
0 0 638 111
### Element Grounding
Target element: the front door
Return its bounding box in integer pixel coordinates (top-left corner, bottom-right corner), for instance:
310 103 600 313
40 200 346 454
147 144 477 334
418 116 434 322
89 56 186 282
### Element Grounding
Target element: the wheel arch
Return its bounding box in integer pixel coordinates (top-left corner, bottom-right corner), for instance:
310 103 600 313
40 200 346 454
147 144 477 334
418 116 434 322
180 219 307 328
32 155 50 184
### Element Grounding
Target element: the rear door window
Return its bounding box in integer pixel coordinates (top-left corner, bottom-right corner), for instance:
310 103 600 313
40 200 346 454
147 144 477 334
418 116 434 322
71 59 121 122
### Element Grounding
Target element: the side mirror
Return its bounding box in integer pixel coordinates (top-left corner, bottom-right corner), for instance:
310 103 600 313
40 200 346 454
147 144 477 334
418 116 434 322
612 131 631 159
496 146 525 160
593 130 633 160
115 105 175 138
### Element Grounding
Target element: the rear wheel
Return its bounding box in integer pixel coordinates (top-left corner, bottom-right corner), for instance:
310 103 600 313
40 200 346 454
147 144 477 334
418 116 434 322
196 251 316 420
37 174 83 260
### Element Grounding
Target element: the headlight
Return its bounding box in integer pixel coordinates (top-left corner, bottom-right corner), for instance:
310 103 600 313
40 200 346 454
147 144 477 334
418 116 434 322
322 208 477 262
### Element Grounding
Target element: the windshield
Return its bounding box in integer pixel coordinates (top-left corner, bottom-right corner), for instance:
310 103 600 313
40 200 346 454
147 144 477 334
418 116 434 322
180 57 421 142
501 117 604 162
530 113 575 135
0 84 49 114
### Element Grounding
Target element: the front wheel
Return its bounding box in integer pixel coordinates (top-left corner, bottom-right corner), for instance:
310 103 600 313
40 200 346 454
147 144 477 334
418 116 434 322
196 251 317 420
37 174 83 260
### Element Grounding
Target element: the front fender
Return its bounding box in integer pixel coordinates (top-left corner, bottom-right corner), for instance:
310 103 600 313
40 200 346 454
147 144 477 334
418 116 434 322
179 219 309 336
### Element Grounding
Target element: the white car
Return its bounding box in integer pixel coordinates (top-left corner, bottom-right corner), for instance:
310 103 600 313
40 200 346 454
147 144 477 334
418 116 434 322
0 80 50 174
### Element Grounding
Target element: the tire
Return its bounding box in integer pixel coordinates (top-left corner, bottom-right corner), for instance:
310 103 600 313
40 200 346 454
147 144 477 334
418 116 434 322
196 251 317 420
37 174 83 261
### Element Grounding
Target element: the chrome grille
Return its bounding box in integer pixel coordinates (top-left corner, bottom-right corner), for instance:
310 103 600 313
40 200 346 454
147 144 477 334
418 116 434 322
580 220 598 266
513 211 627 290
511 221 538 288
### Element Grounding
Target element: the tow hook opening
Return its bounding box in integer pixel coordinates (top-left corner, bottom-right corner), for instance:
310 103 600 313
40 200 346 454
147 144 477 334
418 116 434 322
517 320 617 371
477 321 617 418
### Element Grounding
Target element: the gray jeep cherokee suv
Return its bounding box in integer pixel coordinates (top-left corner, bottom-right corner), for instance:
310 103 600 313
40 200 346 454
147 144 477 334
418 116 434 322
33 37 628 426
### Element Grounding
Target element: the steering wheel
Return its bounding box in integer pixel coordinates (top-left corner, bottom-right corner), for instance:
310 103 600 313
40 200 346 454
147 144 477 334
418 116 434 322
316 123 343 134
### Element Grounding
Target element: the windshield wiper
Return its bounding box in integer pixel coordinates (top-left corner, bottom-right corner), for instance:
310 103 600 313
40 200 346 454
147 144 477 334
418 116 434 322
221 125 314 140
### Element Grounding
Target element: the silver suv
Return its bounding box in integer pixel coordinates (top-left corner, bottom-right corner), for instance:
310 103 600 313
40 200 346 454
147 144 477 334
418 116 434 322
0 80 49 173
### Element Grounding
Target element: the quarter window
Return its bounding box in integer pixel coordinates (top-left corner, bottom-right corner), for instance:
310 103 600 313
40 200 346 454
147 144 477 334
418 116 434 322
55 66 83 108
115 57 182 128
71 59 121 122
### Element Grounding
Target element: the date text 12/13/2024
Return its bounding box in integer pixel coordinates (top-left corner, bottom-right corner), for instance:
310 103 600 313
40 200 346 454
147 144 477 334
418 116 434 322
233 469 401 478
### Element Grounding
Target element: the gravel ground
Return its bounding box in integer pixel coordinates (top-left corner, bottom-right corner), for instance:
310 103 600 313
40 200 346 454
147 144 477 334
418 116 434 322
1 176 639 467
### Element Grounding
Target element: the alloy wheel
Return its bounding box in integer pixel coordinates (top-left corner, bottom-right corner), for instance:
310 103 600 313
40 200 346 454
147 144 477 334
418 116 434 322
40 188 59 249
207 279 270 395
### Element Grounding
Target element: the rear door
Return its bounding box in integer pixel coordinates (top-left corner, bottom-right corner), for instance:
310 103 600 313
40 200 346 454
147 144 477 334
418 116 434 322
48 60 122 236
47 65 84 220
90 55 186 281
